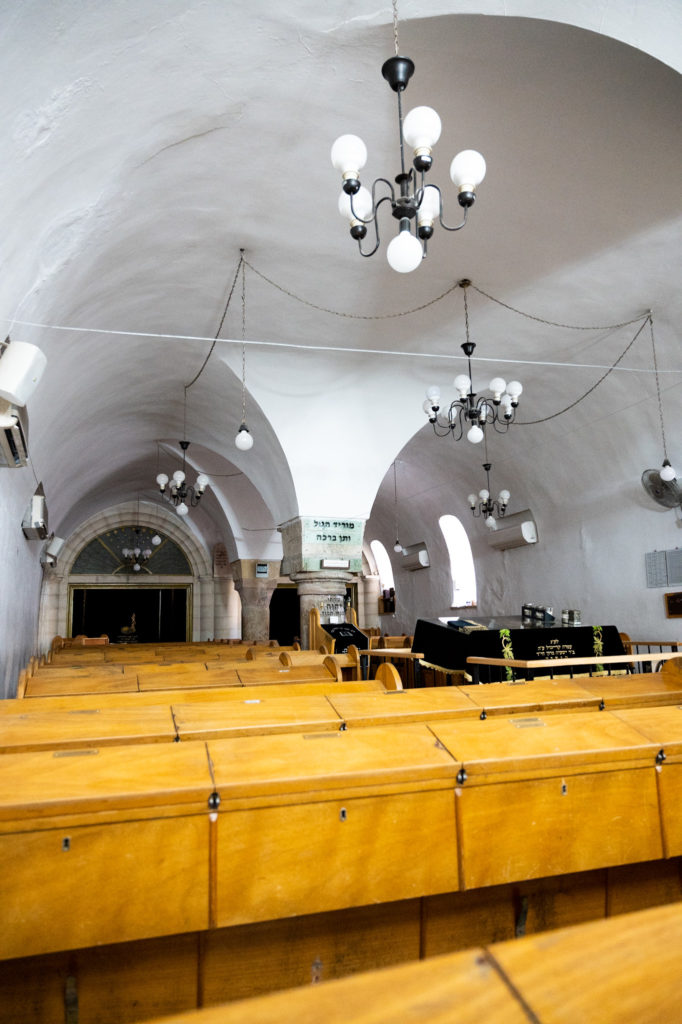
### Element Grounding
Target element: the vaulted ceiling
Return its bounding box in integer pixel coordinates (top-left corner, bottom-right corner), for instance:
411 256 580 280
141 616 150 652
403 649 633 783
2 2 680 563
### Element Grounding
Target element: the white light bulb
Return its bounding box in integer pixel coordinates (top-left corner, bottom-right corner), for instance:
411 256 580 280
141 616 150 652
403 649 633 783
661 462 677 481
133 547 141 557
489 377 506 399
172 470 185 486
143 549 152 559
467 424 484 444
176 502 189 516
467 494 477 507
156 473 168 489
479 402 490 421
453 374 471 397
485 515 498 530
121 548 130 558
196 473 209 490
338 185 373 221
331 134 367 176
426 385 440 403
417 185 441 225
403 106 442 150
393 541 403 553
151 534 162 546
449 150 487 189
506 380 523 401
133 562 142 571
479 489 489 501
499 489 511 504
235 425 254 451
386 229 423 273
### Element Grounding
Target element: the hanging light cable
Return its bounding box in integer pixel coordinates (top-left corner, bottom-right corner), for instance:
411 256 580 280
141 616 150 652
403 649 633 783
155 391 210 516
392 460 403 552
649 314 676 482
235 253 254 451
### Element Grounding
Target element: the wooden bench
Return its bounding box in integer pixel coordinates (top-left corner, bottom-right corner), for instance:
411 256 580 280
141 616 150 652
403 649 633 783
466 651 682 684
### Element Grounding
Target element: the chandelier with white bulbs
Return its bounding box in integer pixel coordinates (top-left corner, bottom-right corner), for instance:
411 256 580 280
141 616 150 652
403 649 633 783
423 280 522 444
468 462 510 530
156 440 209 517
331 3 485 274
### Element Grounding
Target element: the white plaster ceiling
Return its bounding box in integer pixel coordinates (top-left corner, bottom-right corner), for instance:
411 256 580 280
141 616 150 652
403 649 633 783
1 1 680 559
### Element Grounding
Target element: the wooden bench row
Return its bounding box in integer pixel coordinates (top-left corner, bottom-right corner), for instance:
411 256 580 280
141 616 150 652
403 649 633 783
3 668 682 754
5 699 682 962
134 899 682 1024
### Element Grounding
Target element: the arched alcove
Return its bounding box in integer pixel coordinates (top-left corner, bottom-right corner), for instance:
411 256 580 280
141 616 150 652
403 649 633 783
37 501 240 647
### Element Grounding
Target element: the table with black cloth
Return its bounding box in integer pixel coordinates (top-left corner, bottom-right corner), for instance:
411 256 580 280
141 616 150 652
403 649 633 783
412 617 625 684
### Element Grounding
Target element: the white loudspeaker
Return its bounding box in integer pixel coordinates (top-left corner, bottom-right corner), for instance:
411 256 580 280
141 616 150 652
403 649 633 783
41 535 64 565
0 340 47 406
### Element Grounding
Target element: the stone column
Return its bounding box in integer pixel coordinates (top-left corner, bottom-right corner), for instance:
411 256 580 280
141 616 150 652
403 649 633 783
279 515 366 649
231 559 280 643
290 570 354 649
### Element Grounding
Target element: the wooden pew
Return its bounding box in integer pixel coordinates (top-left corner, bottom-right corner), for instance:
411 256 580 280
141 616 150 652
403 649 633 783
466 651 682 683
135 900 682 1024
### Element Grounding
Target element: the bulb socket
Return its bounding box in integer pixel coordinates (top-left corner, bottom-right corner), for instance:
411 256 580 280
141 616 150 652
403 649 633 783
457 188 476 208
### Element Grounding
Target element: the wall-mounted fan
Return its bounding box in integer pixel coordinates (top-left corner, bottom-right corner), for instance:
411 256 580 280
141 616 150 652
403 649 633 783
641 469 682 509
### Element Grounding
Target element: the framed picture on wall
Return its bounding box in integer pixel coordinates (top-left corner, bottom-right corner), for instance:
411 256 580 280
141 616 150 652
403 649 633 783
664 592 682 618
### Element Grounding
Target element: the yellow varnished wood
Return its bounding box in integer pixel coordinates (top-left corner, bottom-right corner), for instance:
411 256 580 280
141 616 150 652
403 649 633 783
455 766 662 889
489 900 682 1024
208 724 459 803
142 945 526 1024
173 695 343 741
0 705 177 753
201 900 421 1004
327 686 479 727
235 663 339 686
578 672 682 708
24 672 139 697
461 678 600 715
430 710 660 778
0 741 213 824
138 664 241 690
216 787 458 926
0 814 209 958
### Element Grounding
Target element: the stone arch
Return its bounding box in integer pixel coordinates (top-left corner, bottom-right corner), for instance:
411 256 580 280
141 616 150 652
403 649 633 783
37 501 233 649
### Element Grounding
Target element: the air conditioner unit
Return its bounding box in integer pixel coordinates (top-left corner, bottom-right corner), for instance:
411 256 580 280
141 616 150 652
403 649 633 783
402 544 430 571
22 486 49 540
0 338 47 406
486 510 538 551
0 402 29 468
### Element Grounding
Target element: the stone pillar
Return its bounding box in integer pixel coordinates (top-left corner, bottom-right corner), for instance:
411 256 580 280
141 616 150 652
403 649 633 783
279 515 366 649
290 570 354 649
231 559 280 643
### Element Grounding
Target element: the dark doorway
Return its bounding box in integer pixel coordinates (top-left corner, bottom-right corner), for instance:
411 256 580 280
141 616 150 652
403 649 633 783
71 588 189 643
269 587 300 646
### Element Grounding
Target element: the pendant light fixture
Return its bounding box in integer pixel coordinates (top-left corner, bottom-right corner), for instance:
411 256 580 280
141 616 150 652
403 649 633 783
423 280 522 443
392 460 403 553
155 395 210 516
331 0 485 273
467 440 511 530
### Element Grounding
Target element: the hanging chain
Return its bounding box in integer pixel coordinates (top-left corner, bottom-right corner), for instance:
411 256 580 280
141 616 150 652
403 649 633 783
470 282 647 331
185 250 244 390
241 257 247 424
650 314 668 460
242 257 460 320
392 0 400 55
462 282 470 343
515 316 650 425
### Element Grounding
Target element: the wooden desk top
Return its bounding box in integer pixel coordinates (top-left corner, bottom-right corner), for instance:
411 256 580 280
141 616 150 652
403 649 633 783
430 711 660 777
460 678 601 715
173 696 342 741
327 687 479 727
0 705 176 753
24 673 139 698
208 724 459 801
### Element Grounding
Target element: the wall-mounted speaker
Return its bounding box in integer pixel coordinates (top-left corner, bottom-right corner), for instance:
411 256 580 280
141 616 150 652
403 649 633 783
0 338 47 406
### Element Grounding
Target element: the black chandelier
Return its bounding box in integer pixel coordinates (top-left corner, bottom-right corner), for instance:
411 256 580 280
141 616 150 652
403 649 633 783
423 280 523 444
468 461 510 530
331 2 485 273
156 440 209 517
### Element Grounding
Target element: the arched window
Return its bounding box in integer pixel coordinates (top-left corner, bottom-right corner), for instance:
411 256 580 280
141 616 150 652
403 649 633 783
369 539 395 593
439 515 477 608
